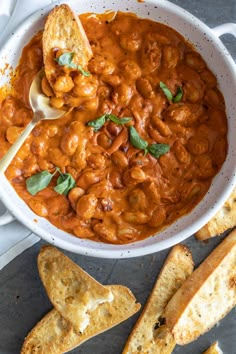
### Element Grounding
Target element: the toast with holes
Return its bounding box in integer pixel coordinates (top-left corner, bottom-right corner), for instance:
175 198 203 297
164 230 236 345
122 244 194 354
21 284 141 354
202 341 223 354
195 187 236 240
43 4 92 86
37 246 114 333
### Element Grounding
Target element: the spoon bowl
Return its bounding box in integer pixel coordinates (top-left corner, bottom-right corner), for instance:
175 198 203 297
0 69 67 174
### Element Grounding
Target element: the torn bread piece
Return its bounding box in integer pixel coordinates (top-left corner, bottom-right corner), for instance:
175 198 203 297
202 341 223 354
38 246 113 333
122 244 194 354
21 285 141 354
164 229 236 345
195 187 236 240
43 4 92 87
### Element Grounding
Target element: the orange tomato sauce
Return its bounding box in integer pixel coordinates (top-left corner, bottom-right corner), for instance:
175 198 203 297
0 12 228 244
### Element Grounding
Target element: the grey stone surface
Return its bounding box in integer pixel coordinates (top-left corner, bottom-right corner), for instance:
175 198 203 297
0 0 236 353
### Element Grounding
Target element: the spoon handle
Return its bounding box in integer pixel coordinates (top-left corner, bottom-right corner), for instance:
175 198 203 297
0 120 37 174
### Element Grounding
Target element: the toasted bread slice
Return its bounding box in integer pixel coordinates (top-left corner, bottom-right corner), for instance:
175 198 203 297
38 246 113 333
21 285 141 354
122 244 194 354
202 341 223 354
164 230 236 345
195 187 236 240
43 4 92 86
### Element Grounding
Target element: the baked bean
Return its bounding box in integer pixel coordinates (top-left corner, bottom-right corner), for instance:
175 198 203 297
123 211 149 224
76 171 100 189
68 187 85 209
97 133 113 149
185 52 205 71
187 136 209 155
112 83 133 107
82 97 99 111
93 222 117 242
60 132 79 156
88 180 111 198
196 155 215 179
73 75 98 97
109 169 124 189
163 45 180 69
28 199 48 217
22 155 38 177
88 55 115 75
128 188 147 211
2 97 16 122
184 80 204 103
72 144 87 170
200 69 217 88
148 207 166 227
87 153 106 169
73 225 95 238
49 97 65 109
119 60 141 81
111 150 128 169
123 167 147 186
165 104 192 125
54 75 74 93
106 121 123 137
101 75 121 87
181 182 202 201
41 76 53 96
173 141 191 164
48 148 70 169
45 124 59 137
76 193 98 219
46 196 70 216
5 165 22 180
6 126 24 144
151 116 171 137
136 78 154 99
140 38 162 74
205 89 224 108
120 32 141 52
31 138 48 157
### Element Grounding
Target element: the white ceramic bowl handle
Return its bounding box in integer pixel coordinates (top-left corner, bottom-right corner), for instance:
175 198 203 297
0 209 15 226
212 23 236 38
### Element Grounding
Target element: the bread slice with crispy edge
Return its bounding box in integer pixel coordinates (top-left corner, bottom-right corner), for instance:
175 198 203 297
20 284 141 354
122 244 194 354
195 187 236 240
37 245 114 333
164 229 236 345
202 341 223 354
43 4 92 86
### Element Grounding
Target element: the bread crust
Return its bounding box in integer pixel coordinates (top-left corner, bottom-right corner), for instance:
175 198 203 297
43 4 92 86
122 244 194 354
202 341 223 354
21 285 141 354
164 230 236 345
37 245 113 333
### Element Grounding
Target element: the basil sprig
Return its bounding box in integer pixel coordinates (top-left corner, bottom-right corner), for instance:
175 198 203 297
129 126 170 159
54 173 76 195
55 52 90 77
26 168 75 196
87 113 132 132
159 81 183 103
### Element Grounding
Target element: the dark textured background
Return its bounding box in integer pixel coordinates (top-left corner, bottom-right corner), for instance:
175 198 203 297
0 0 235 353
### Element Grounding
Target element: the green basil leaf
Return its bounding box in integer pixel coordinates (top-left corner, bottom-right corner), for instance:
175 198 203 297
55 52 90 76
87 115 107 131
173 86 183 103
77 64 90 77
54 173 76 195
55 52 75 67
26 170 54 196
107 114 132 125
147 143 170 158
160 81 173 101
129 126 148 150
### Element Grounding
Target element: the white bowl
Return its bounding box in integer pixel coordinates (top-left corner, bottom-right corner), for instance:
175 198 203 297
0 0 236 258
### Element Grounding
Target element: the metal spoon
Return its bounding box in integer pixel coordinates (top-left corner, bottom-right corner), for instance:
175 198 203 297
0 70 67 174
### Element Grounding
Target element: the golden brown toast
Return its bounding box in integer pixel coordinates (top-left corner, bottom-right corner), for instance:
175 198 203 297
164 230 236 345
21 284 141 354
37 245 113 333
43 4 92 87
122 244 194 354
